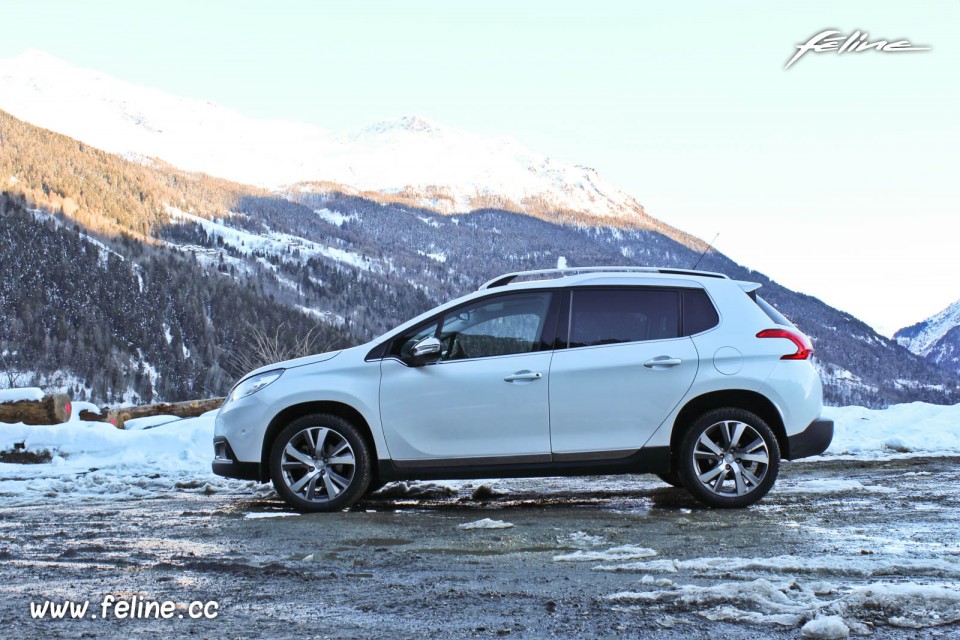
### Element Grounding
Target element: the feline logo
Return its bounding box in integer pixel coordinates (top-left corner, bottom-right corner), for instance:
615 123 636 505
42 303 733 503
786 29 931 69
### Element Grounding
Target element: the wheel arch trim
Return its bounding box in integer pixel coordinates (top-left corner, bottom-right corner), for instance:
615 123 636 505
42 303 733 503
667 389 789 463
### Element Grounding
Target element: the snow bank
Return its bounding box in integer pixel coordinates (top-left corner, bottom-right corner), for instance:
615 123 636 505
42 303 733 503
0 387 45 403
0 413 229 506
823 403 960 458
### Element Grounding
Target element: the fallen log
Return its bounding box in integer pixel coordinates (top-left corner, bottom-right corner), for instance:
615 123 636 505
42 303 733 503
79 407 109 422
107 397 225 429
0 393 72 425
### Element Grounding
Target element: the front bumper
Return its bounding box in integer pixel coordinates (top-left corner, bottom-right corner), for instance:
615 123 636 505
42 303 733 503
786 418 834 460
212 436 262 481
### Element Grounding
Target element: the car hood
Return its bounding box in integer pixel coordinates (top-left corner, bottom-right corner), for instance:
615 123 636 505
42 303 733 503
241 349 343 380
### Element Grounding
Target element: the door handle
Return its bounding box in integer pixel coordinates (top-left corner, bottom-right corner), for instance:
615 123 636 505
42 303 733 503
643 357 682 368
503 370 543 382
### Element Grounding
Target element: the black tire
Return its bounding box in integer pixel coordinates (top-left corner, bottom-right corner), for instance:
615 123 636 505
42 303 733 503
269 413 372 512
677 407 780 509
656 469 685 488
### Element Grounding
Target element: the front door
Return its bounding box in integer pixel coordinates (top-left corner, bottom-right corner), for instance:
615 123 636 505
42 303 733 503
379 291 555 464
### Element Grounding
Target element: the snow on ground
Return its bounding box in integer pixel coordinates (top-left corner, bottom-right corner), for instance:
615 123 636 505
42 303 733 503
607 578 960 632
596 554 960 579
821 403 960 458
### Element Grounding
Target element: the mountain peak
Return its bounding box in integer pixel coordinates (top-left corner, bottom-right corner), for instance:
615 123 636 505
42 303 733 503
0 51 663 229
896 299 960 357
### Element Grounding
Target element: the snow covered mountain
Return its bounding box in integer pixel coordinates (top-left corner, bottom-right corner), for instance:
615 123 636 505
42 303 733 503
896 301 960 373
0 50 660 229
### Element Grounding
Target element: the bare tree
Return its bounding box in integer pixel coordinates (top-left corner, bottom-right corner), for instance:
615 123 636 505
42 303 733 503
0 347 27 390
227 323 338 376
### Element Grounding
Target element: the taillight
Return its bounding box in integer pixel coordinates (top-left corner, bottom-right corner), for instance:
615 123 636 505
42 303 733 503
756 328 813 360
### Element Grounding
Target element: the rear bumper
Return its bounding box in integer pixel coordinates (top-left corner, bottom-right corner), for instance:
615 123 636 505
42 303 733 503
786 418 834 460
211 436 263 481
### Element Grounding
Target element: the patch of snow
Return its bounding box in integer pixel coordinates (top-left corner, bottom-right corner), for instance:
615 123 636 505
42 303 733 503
558 531 605 548
555 545 656 563
457 518 514 530
801 615 849 639
166 205 383 273
777 479 897 495
557 256 567 269
314 208 352 226
0 387 44 403
244 512 300 519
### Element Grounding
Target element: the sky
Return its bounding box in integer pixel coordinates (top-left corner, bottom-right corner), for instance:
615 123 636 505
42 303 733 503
1 0 957 335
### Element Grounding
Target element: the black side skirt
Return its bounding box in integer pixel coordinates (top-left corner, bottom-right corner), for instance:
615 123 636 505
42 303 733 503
377 446 671 482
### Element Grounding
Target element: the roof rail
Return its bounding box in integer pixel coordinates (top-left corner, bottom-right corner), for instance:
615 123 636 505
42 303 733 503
478 266 729 290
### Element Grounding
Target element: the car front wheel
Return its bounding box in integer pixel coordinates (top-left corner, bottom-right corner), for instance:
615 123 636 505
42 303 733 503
269 414 372 512
678 408 780 508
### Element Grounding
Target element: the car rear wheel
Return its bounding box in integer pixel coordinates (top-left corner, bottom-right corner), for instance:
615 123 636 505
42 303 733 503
678 408 780 508
269 414 372 512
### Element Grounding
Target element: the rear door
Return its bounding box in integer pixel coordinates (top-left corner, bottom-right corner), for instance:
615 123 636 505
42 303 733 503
548 287 698 455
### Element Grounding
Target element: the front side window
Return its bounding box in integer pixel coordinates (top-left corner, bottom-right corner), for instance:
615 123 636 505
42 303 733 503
569 288 679 348
438 292 553 361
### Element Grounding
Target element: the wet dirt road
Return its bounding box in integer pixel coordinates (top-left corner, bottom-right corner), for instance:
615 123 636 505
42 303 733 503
2 457 960 639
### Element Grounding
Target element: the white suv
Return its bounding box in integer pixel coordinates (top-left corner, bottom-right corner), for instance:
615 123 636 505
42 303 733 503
213 267 833 511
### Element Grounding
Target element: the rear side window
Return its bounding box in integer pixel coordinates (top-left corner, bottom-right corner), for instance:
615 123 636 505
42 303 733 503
754 295 796 328
569 288 679 348
682 289 720 335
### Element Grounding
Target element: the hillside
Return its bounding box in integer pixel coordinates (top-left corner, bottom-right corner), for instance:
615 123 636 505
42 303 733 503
1 109 957 406
0 192 352 403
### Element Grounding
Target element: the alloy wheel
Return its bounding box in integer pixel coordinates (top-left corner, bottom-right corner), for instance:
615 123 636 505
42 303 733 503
279 426 356 503
691 420 770 497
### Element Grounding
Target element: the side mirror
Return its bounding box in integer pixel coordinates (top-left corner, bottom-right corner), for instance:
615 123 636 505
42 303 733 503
407 336 442 366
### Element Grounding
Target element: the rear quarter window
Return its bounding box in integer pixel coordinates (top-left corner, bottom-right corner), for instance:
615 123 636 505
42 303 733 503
682 289 720 335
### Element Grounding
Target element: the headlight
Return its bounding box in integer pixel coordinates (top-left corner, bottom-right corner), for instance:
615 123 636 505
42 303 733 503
229 370 283 402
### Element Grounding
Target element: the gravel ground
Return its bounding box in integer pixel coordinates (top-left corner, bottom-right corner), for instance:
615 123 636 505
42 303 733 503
2 457 960 639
